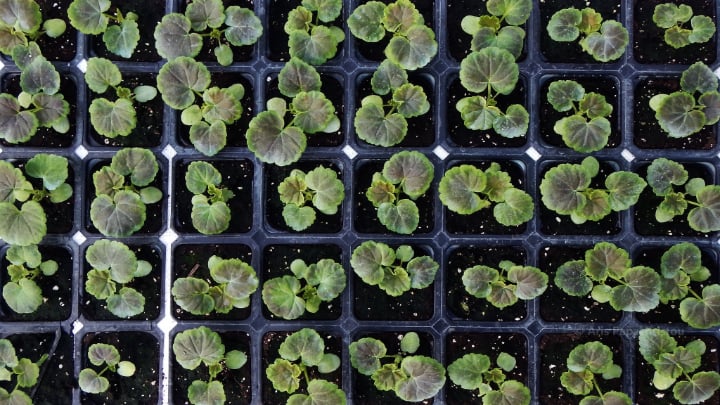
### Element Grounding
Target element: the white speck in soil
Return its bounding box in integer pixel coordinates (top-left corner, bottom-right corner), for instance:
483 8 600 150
53 285 59 290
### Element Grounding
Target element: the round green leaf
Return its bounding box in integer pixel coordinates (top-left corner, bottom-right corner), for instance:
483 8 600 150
289 25 342 65
484 380 531 405
153 13 202 60
383 0 423 35
305 166 344 215
347 1 386 42
67 0 110 35
202 87 242 124
371 59 407 95
507 265 548 300
3 279 42 313
382 151 434 199
555 115 610 153
247 111 306 166
609 266 661 312
20 56 59 95
579 20 628 62
487 0 532 25
688 185 720 232
190 121 227 157
103 18 139 58
407 256 438 289
262 275 305 319
456 95 500 130
173 326 225 370
540 162 591 215
646 158 688 196
680 62 718 94
689 15 716 44
78 368 109 394
171 277 214 315
278 57 321 98
393 83 429 118
605 171 646 212
0 94 37 143
378 266 411 296
110 147 159 187
303 0 342 23
185 161 221 194
673 371 720 404
471 25 526 59
224 6 263 47
462 265 499 298
266 358 301 394
90 191 146 237
349 337 386 376
547 8 582 41
282 204 316 231
494 103 529 138
567 341 614 374
439 164 488 215
699 91 720 125
377 199 419 234
655 91 706 138
185 0 223 31
191 194 230 234
291 91 336 134
209 257 258 302
680 284 720 329
385 24 437 70
395 356 446 402
89 98 136 138
354 102 407 147
555 260 592 297
88 343 120 367
447 353 491 390
494 188 534 226
157 56 211 110
661 242 704 278
85 269 115 300
0 200 45 246
32 93 69 128
460 47 518 94
279 328 324 366
84 57 121 93
85 239 137 284
25 153 68 191
225 350 247 370
350 240 394 286
107 286 145 317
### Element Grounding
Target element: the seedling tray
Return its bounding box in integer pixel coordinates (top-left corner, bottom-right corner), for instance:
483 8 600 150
0 0 719 404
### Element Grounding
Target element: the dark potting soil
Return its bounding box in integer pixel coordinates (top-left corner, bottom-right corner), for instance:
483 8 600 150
538 75 621 149
172 243 253 321
85 158 165 235
172 330 252 405
538 159 622 236
446 75 528 148
87 73 164 147
353 159 435 235
89 0 165 62
81 244 162 321
445 332 528 404
633 0 717 64
352 0 435 62
176 72 254 149
351 331 434 404
635 334 720 405
173 159 254 234
267 0 345 62
445 245 528 322
1 331 74 404
264 160 344 233
178 0 255 63
538 245 622 323
353 244 436 321
632 161 716 237
539 0 624 64
262 330 342 404
446 0 528 62
633 76 717 149
444 160 529 235
0 73 77 148
25 0 78 62
635 245 718 324
538 333 625 405
265 73 345 147
262 244 344 320
355 72 436 147
80 331 159 404
0 245 72 322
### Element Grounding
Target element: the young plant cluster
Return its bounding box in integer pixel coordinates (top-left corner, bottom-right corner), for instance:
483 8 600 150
439 162 534 226
84 240 153 318
0 338 47 405
554 242 662 313
90 147 162 237
2 245 58 314
172 255 258 316
173 326 248 405
350 241 438 297
154 0 262 65
247 58 340 166
462 260 548 309
645 158 720 233
455 0 530 139
68 0 140 58
285 0 344 65
265 328 346 404
540 156 646 224
546 79 613 153
278 166 344 231
649 62 720 139
447 351 530 405
262 258 345 320
79 343 135 394
547 7 629 62
653 3 716 49
365 151 434 234
639 329 720 404
349 332 445 402
559 341 630 404
84 57 157 139
184 161 235 235
0 154 72 246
